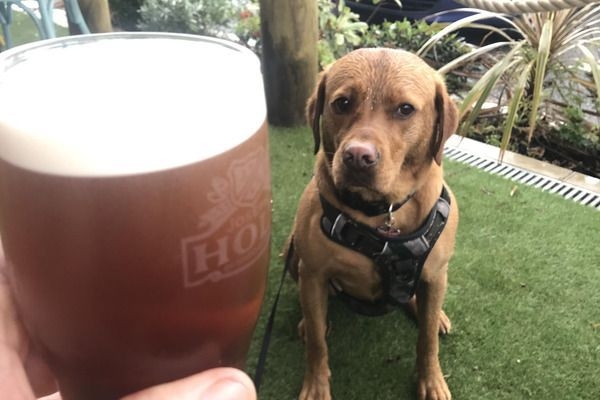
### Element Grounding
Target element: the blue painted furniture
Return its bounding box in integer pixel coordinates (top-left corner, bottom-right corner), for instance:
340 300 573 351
0 0 89 49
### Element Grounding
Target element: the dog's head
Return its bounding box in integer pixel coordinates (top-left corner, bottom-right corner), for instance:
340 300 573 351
307 48 458 205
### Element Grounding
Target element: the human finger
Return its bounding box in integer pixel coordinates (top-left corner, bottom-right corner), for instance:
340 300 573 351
120 367 256 400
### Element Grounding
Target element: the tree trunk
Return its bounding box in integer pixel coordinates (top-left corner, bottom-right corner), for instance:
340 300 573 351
69 0 113 34
259 0 319 126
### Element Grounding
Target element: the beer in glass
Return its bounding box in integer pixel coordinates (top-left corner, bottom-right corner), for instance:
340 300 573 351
0 33 270 399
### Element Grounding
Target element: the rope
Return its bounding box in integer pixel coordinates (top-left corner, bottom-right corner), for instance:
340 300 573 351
454 0 600 13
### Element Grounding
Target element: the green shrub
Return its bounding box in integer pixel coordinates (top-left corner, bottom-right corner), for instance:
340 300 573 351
109 0 143 31
363 19 470 92
137 0 243 36
362 19 468 68
316 0 470 91
317 0 368 68
555 105 599 152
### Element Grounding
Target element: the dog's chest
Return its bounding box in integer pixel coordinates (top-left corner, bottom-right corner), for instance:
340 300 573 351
326 246 384 302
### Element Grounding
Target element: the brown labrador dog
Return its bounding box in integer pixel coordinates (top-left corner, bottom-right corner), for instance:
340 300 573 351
286 48 459 400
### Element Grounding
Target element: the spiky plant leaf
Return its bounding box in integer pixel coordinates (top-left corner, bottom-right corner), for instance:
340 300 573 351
458 43 524 120
459 47 524 139
527 17 553 142
500 61 534 161
577 43 600 111
423 4 600 160
417 9 516 57
437 41 514 76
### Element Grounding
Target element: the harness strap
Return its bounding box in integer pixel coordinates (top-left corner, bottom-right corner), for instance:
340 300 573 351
320 187 451 315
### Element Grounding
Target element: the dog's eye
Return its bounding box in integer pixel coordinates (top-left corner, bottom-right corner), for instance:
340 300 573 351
395 103 415 119
332 97 353 114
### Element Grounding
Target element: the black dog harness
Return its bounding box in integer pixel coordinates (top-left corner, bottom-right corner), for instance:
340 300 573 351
319 187 451 316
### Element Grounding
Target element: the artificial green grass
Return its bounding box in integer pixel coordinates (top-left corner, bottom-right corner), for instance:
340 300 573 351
1 11 68 50
247 126 600 400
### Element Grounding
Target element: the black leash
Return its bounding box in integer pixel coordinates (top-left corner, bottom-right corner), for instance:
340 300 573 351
252 243 293 392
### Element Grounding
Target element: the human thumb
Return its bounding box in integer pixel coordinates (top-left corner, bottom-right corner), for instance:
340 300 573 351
121 368 256 400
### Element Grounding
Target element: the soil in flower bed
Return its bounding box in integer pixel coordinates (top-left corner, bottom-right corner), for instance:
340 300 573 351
469 118 600 180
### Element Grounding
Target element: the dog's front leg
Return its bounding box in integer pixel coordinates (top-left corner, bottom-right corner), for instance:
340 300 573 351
298 264 331 400
415 265 451 400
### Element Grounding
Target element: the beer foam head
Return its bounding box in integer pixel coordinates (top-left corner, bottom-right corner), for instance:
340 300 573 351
0 33 266 177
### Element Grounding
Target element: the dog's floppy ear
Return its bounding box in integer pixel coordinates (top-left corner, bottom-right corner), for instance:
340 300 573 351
432 80 459 165
306 72 327 154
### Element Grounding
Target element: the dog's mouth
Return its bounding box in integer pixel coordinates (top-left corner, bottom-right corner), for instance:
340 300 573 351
336 159 379 187
337 186 391 216
339 171 374 189
334 165 390 213
338 184 382 201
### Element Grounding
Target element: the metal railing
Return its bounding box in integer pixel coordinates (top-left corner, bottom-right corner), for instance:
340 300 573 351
0 0 89 49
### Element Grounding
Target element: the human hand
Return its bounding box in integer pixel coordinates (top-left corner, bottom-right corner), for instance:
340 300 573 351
0 243 256 400
121 368 256 400
0 243 58 399
36 368 256 400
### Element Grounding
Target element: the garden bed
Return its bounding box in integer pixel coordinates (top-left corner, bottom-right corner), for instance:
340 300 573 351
467 115 600 179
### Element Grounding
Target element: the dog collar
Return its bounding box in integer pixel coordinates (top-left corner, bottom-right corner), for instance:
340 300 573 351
319 187 451 316
337 189 414 217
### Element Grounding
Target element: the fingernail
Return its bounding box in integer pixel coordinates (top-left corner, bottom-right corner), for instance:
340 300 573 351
201 377 254 400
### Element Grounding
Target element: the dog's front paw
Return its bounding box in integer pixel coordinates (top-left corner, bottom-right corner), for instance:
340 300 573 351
299 370 332 400
417 369 451 400
438 309 452 336
403 298 452 336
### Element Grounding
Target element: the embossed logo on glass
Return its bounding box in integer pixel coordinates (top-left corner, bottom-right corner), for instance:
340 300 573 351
181 148 270 288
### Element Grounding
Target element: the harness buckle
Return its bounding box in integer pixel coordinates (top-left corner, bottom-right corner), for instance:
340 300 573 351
403 236 430 257
374 243 418 304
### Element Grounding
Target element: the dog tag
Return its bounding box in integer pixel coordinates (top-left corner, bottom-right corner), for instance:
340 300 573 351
377 203 402 237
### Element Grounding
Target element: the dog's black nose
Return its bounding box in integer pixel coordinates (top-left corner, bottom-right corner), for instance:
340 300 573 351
343 142 379 169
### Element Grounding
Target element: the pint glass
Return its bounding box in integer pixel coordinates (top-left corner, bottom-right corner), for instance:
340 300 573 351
0 33 270 399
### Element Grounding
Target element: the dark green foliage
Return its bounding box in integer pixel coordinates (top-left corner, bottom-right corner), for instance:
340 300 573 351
109 0 143 30
317 1 470 92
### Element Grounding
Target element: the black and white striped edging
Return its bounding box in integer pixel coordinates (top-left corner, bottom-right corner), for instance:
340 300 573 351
443 146 600 211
